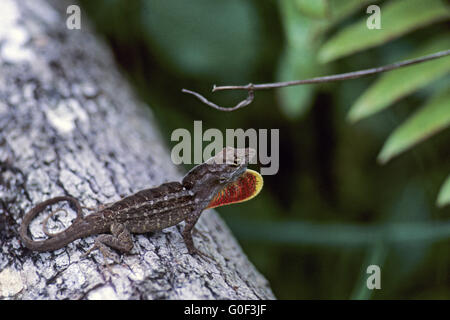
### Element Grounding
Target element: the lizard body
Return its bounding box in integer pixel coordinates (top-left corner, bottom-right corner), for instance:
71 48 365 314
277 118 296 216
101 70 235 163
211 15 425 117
19 147 263 259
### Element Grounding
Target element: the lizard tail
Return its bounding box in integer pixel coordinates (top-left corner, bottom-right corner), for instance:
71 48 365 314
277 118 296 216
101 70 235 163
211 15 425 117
19 196 84 252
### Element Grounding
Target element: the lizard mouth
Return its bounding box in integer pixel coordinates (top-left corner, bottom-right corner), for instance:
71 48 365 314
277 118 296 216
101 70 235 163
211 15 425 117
207 169 263 209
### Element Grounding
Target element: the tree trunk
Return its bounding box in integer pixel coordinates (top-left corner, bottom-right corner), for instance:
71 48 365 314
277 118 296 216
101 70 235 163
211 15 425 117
0 0 275 300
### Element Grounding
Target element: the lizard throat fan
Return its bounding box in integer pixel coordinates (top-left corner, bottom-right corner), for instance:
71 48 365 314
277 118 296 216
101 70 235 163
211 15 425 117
207 169 263 209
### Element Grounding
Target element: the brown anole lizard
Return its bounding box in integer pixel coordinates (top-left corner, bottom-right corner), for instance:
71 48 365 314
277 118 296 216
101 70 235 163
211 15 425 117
19 147 263 260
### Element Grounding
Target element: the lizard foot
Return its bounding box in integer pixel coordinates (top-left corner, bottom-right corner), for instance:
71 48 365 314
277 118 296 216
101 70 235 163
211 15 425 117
81 242 121 264
188 246 215 263
192 228 209 242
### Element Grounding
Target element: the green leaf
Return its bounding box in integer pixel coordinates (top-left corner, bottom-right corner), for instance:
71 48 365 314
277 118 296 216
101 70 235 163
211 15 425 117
294 0 329 19
279 0 321 49
437 174 450 207
308 0 379 36
228 219 450 247
276 48 316 118
327 0 376 22
377 87 450 164
318 0 450 63
276 0 326 118
348 36 450 122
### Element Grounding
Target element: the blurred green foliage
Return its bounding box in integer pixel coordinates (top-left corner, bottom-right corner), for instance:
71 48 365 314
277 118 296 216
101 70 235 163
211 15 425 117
80 0 450 299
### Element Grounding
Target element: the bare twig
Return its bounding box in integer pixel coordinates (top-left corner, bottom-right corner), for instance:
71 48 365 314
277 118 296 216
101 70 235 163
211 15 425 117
182 49 450 111
182 86 254 112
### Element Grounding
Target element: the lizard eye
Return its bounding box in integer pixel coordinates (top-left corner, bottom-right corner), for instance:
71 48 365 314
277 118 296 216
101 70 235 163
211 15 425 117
219 176 228 183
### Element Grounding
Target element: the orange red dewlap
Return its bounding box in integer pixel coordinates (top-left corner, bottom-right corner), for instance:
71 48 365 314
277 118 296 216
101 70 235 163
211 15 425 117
207 169 263 209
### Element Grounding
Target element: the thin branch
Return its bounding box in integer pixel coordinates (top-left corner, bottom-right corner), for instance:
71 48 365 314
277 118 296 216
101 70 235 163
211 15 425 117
213 49 450 91
181 87 254 112
182 49 450 111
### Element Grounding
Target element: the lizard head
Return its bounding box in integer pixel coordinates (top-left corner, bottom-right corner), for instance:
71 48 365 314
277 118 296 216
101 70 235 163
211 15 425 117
182 147 263 209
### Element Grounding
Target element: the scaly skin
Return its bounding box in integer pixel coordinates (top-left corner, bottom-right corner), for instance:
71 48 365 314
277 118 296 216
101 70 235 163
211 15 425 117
20 147 262 259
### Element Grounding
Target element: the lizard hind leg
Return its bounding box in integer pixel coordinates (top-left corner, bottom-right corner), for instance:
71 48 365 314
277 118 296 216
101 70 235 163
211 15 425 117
82 223 133 263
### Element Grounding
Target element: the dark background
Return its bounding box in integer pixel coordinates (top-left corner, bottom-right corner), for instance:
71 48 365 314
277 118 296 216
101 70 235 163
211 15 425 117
79 0 450 299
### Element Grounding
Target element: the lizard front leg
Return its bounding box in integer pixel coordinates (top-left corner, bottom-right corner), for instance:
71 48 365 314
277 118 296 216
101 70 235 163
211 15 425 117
182 210 212 260
82 222 133 262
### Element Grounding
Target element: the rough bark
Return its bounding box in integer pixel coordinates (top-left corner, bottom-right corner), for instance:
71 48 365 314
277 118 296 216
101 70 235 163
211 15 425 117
0 0 275 300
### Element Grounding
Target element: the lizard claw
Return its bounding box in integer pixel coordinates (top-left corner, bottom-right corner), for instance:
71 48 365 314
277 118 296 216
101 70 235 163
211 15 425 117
81 245 97 259
192 228 209 242
188 246 214 263
81 243 121 264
